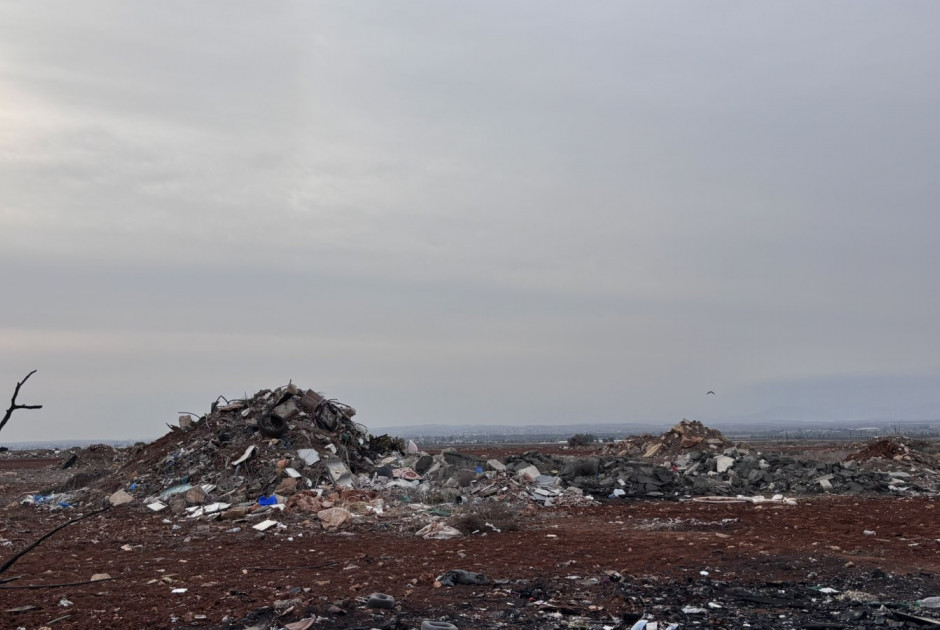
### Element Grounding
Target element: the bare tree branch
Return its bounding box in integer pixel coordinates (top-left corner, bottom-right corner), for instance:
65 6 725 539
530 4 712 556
0 369 43 435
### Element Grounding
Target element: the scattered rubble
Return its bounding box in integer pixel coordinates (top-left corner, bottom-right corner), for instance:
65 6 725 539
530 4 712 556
11 403 938 532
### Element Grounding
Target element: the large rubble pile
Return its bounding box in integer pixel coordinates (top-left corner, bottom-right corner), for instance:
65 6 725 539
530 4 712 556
109 383 380 504
19 384 594 535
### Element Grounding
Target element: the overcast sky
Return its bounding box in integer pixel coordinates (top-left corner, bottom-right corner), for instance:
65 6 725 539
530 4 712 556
2 2 939 442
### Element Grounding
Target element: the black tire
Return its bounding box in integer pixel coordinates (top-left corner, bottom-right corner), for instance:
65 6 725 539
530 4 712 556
258 413 287 438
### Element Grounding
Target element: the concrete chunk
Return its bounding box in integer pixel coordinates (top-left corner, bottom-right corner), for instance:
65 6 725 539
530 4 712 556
517 465 541 481
272 399 301 420
253 519 279 531
323 458 354 487
185 486 208 504
297 449 320 465
487 459 507 472
715 455 735 473
108 489 133 506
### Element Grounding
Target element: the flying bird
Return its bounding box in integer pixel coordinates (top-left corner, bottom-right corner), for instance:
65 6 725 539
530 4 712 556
706 391 716 395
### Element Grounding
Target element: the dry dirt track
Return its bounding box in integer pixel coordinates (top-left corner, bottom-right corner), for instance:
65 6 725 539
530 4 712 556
1 492 938 629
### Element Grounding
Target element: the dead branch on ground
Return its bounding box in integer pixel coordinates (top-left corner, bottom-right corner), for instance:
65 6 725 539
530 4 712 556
247 561 338 572
0 576 117 589
0 505 111 576
0 369 43 435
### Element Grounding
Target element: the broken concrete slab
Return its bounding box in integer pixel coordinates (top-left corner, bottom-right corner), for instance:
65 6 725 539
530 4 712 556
253 519 280 531
109 489 133 506
297 449 321 465
517 465 541 481
715 455 735 473
185 486 208 504
272 399 301 420
323 458 354 487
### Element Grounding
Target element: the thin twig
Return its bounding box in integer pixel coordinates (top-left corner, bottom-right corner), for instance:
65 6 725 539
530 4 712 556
0 576 117 590
45 615 71 625
0 505 111 576
247 561 338 572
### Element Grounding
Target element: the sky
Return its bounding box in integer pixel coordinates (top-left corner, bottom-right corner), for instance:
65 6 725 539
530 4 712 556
2 2 939 442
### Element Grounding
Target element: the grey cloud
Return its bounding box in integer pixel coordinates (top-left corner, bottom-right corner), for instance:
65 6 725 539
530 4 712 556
1 2 939 441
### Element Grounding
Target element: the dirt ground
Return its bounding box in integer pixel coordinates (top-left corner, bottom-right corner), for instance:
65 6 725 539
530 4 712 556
1 448 939 629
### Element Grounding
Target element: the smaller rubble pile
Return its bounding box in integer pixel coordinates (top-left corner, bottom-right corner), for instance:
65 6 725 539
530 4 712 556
842 435 940 493
604 419 732 462
845 435 935 465
510 419 940 499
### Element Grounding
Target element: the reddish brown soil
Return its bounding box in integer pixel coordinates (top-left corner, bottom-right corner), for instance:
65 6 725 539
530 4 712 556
3 441 939 629
0 458 62 470
1 493 937 629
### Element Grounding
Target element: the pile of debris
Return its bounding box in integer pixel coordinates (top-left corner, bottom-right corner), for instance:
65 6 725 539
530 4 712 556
17 383 595 538
103 383 381 505
603 419 733 462
845 435 937 465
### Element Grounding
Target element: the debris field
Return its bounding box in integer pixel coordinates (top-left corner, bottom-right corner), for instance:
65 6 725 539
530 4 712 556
1 383 938 629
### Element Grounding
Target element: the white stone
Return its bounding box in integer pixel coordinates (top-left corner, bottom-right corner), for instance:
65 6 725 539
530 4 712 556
715 456 735 473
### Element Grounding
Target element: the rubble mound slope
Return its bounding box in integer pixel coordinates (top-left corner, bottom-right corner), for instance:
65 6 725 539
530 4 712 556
100 383 376 501
604 418 734 461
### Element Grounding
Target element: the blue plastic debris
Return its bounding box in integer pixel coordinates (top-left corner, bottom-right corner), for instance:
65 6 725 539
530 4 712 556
257 495 277 506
